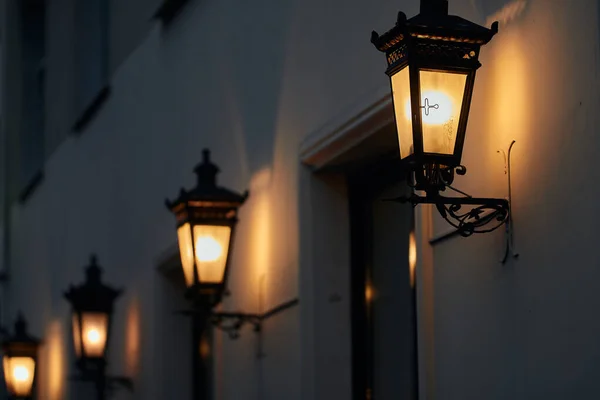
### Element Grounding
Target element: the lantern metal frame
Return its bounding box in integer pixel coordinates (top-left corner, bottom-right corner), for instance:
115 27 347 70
1 313 41 400
166 149 249 305
167 149 299 400
64 255 132 400
372 0 510 237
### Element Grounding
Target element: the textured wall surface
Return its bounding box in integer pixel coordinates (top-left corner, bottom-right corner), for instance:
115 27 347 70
4 0 600 399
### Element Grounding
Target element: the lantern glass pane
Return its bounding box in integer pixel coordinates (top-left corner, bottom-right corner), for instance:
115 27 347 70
419 70 467 155
80 312 108 358
72 314 81 357
192 225 231 284
391 67 414 159
3 356 35 397
177 223 195 287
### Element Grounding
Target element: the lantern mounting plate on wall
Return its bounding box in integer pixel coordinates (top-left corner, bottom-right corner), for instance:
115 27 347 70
372 0 510 237
166 149 248 305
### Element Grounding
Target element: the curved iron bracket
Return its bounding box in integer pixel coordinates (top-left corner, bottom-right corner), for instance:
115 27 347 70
177 298 299 340
210 298 299 340
210 312 261 339
390 193 509 237
387 142 519 241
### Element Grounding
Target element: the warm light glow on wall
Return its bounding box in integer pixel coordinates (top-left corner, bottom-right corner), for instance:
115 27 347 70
365 283 375 303
200 337 210 358
484 29 530 165
409 232 417 288
248 168 272 310
46 321 64 400
125 297 141 377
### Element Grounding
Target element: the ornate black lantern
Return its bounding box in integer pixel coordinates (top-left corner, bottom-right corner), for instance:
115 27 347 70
64 255 121 370
64 255 132 399
372 0 498 189
166 149 248 303
2 314 41 399
372 0 510 236
165 149 305 400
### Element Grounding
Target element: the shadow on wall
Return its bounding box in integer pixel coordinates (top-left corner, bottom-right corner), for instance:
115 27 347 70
154 272 192 399
216 0 297 177
239 168 273 313
157 0 296 191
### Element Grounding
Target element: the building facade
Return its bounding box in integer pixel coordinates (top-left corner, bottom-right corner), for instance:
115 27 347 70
1 0 600 399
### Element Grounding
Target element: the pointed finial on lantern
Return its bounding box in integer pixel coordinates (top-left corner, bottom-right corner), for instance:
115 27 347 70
14 312 27 336
420 0 448 16
86 253 102 284
194 148 220 187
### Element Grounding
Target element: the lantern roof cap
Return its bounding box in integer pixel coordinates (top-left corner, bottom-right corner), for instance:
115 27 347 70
2 313 41 346
165 149 249 210
371 9 499 52
64 254 122 313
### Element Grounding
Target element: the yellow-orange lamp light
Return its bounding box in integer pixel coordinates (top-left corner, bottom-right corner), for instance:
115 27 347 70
2 314 41 399
370 0 510 238
64 255 121 370
372 0 498 191
166 149 248 303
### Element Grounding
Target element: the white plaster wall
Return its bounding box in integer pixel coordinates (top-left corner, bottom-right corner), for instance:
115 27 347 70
429 0 600 399
4 0 410 398
6 0 600 399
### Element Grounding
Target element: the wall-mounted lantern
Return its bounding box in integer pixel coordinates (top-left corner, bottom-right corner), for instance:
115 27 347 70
64 255 132 400
372 0 510 237
2 314 41 399
166 149 299 400
166 149 248 304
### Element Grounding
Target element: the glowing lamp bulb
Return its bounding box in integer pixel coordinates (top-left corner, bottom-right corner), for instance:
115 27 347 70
87 329 100 344
405 90 453 125
195 236 223 262
12 366 29 382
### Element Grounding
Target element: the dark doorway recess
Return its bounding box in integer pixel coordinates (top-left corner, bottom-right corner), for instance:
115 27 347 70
348 154 419 400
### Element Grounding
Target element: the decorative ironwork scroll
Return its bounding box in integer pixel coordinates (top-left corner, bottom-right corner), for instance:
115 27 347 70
389 193 509 237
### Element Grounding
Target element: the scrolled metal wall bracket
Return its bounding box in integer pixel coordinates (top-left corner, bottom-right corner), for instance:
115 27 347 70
210 311 261 339
388 142 518 247
178 298 299 340
397 191 509 237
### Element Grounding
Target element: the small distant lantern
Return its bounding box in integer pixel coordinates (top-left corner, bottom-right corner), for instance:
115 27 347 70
64 255 121 369
166 149 248 302
372 0 498 189
2 314 41 399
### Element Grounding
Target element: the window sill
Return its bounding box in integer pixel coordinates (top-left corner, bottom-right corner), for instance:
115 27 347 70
72 85 111 135
154 0 191 26
18 170 45 205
